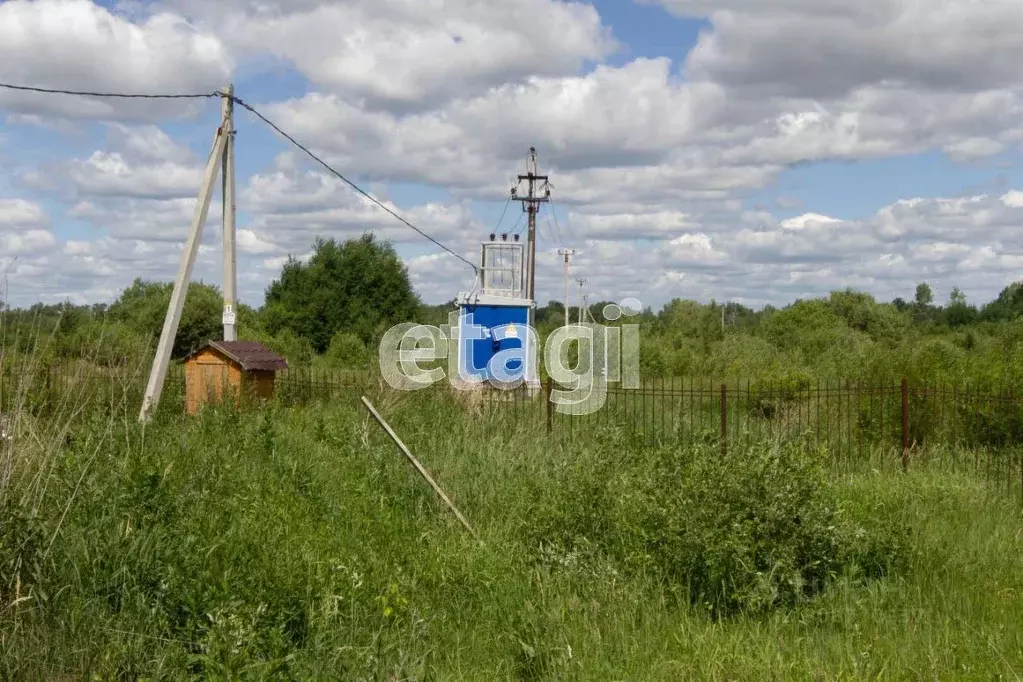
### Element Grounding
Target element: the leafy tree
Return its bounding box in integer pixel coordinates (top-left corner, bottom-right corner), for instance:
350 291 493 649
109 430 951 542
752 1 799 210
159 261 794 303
53 299 86 339
261 328 315 366
536 300 566 326
418 299 457 327
828 289 876 331
656 298 725 340
980 281 1023 322
262 234 421 353
107 278 224 358
915 282 933 308
944 286 977 328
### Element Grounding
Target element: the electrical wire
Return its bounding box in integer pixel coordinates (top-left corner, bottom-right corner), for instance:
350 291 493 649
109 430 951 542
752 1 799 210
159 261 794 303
547 195 568 246
509 210 526 237
0 82 220 99
540 208 558 245
0 80 478 274
492 195 511 234
230 95 478 273
541 203 564 248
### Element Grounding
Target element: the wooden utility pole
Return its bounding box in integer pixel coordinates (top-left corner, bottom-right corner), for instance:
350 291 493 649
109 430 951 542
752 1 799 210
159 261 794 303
511 147 549 313
139 84 235 422
558 248 575 326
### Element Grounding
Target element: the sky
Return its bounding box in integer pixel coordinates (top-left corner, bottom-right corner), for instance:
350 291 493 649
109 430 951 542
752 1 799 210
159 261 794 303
2 0 1023 313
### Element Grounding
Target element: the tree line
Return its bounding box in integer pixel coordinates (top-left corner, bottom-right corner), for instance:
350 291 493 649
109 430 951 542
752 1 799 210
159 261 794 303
5 233 1023 386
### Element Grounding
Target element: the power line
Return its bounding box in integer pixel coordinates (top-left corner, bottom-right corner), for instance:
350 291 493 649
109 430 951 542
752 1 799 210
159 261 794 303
541 203 564 247
548 195 570 245
0 81 220 99
230 95 478 273
492 195 511 233
0 81 478 274
509 211 527 238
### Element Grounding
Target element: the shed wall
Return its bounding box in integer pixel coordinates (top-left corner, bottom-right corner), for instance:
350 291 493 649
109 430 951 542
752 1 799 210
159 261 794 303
185 348 242 415
250 370 276 400
185 349 278 415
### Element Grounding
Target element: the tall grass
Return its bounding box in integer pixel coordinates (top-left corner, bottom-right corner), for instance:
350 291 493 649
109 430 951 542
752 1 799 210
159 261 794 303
0 313 1022 678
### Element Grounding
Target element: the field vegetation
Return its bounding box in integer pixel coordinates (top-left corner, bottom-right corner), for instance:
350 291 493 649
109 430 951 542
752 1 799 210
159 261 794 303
1 235 1022 679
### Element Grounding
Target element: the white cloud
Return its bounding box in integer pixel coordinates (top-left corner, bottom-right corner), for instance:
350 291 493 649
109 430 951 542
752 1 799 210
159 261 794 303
68 151 203 199
237 229 279 255
1002 191 1023 208
169 0 616 109
0 229 56 257
943 137 1006 162
67 197 215 241
0 199 48 228
0 0 230 120
106 123 197 165
778 213 841 231
658 233 730 268
61 123 205 199
255 63 1023 215
655 0 1023 98
240 166 483 255
566 208 699 240
258 59 729 198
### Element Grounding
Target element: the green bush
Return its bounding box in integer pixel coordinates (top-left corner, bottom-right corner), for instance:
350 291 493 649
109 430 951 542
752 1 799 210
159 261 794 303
531 434 908 617
261 328 315 368
745 370 814 420
60 320 149 367
707 334 784 378
326 330 370 369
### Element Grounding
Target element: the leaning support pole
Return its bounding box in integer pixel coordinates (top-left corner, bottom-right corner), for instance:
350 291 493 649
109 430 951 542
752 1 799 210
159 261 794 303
361 396 481 542
221 84 237 342
138 125 228 422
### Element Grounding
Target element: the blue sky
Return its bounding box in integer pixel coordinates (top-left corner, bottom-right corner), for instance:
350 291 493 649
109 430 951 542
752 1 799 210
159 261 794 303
2 0 1023 310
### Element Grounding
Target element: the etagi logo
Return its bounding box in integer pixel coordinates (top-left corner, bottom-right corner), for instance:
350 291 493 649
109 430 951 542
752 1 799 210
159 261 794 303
378 298 643 416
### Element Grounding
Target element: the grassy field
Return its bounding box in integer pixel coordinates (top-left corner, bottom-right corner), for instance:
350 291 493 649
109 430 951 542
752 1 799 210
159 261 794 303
1 377 1022 680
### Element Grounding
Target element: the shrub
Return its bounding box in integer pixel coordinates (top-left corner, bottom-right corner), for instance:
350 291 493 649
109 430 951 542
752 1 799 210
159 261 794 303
707 334 783 378
261 329 315 367
531 434 908 618
61 320 149 367
326 330 370 369
745 370 814 419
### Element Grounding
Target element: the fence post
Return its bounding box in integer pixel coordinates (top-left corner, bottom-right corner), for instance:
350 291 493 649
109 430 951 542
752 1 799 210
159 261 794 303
721 383 728 456
901 377 909 472
545 377 553 434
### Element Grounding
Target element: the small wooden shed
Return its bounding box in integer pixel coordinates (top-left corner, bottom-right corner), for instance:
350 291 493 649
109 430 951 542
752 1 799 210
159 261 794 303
184 340 288 415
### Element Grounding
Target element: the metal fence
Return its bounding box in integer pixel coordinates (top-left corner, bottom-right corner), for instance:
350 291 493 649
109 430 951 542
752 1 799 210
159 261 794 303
261 370 1023 504
263 372 1022 448
6 365 1023 504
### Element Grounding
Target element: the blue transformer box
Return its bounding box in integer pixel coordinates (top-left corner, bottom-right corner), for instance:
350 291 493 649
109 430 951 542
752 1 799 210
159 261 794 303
453 235 537 387
454 293 537 385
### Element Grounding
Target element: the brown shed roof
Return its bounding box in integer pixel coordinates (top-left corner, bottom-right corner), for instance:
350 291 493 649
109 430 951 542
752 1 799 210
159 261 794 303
188 340 289 371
